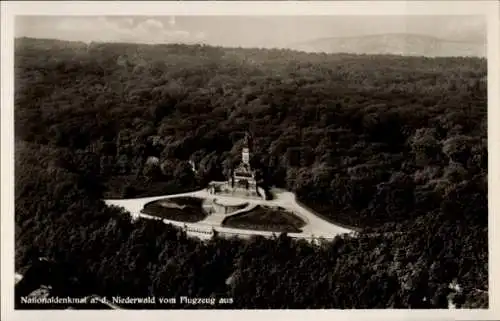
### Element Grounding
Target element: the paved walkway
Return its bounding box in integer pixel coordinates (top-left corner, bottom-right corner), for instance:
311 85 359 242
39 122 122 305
104 188 354 241
199 201 257 226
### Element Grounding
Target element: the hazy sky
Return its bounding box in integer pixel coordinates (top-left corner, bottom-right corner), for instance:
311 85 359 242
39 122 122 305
15 15 486 48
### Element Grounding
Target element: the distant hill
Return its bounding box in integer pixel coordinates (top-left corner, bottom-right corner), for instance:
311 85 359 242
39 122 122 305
288 33 486 57
15 37 88 52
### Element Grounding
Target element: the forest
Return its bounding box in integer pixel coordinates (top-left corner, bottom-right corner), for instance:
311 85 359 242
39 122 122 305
14 37 487 308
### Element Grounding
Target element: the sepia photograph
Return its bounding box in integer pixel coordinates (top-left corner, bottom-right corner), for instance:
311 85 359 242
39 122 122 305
1 1 499 320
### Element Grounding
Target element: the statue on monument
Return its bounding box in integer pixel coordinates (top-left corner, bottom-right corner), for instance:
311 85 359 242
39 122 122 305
243 132 252 147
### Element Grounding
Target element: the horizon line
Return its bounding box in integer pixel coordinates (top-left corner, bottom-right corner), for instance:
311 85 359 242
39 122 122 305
15 35 486 59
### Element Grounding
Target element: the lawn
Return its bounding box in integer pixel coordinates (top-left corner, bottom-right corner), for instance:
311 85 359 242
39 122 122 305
141 197 207 223
222 206 306 233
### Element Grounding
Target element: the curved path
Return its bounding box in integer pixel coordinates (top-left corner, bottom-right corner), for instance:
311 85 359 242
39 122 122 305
104 188 355 241
200 201 257 226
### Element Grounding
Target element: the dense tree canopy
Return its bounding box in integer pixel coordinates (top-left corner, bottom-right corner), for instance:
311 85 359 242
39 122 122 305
14 37 487 309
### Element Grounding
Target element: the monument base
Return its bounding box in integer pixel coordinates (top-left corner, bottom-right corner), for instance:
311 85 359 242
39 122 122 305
207 182 265 200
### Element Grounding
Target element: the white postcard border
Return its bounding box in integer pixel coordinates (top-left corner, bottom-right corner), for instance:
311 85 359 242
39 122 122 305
1 1 499 321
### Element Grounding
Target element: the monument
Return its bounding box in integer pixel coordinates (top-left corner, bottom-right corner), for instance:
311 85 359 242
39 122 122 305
208 132 265 200
229 133 258 192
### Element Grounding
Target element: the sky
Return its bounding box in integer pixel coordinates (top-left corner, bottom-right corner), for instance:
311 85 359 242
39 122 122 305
15 15 486 49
